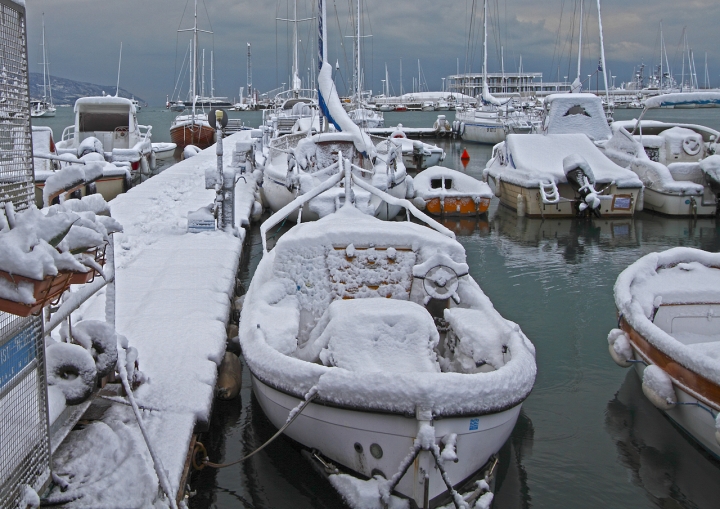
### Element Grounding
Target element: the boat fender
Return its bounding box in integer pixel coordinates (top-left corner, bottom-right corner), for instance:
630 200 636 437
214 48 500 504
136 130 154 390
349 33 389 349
715 414 720 446
607 328 633 368
46 342 97 405
459 122 466 136
252 201 263 222
412 196 426 210
149 151 157 171
183 145 201 159
405 175 414 199
635 188 644 212
516 194 525 217
642 364 676 411
140 156 150 176
492 176 502 198
123 173 133 192
72 320 119 378
85 182 97 196
216 351 242 400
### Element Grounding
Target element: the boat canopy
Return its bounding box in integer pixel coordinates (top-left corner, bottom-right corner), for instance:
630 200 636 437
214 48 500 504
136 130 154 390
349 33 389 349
543 93 611 141
644 92 720 110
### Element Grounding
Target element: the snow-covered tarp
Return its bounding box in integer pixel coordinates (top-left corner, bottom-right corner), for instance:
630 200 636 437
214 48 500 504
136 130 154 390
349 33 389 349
543 93 612 141
484 133 642 189
240 206 536 417
614 247 720 385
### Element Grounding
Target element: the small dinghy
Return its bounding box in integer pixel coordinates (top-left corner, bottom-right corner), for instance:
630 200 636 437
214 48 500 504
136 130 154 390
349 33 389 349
609 247 720 459
412 166 493 216
240 161 537 507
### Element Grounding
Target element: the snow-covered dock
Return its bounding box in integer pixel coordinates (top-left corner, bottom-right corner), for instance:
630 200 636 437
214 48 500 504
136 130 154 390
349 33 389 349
45 132 259 507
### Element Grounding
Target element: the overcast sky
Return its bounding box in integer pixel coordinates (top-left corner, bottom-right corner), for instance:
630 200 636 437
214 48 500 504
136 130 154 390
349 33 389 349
25 0 720 105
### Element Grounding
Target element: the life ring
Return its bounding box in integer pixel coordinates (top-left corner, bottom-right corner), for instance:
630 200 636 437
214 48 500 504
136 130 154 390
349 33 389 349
46 342 97 405
73 320 119 378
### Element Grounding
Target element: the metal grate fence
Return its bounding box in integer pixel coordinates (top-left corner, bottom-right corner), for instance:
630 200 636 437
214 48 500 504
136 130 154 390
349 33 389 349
0 1 51 506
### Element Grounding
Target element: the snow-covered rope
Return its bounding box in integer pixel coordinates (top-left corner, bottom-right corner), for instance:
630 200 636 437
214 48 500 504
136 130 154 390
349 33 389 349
198 386 318 469
116 344 179 509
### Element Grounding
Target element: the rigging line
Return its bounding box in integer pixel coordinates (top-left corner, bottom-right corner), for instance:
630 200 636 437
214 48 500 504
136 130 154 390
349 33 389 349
464 0 475 75
548 0 566 85
201 0 213 32
173 0 191 101
333 0 350 94
276 0 279 88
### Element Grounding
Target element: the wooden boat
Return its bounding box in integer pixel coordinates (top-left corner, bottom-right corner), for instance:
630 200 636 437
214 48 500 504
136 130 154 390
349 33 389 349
413 166 492 216
169 113 215 150
609 247 720 459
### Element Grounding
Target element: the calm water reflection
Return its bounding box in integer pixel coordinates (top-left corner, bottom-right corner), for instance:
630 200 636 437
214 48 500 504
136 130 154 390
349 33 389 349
190 109 720 509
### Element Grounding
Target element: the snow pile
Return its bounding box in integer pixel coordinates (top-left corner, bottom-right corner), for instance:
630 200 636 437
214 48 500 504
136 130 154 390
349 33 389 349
78 137 104 158
297 299 441 373
414 167 492 200
543 93 612 141
485 133 642 189
18 485 40 509
329 474 409 509
240 206 536 417
45 406 161 508
614 247 720 384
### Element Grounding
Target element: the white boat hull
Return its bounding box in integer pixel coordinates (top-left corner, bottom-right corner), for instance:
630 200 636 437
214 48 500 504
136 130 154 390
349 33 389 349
251 375 521 506
641 187 716 216
632 363 720 459
461 122 507 144
263 172 408 222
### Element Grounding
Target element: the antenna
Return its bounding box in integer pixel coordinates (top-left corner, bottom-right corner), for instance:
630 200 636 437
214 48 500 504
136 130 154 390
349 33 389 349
115 42 123 97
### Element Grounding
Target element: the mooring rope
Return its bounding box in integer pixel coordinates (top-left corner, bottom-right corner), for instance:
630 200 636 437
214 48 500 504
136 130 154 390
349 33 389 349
195 389 318 470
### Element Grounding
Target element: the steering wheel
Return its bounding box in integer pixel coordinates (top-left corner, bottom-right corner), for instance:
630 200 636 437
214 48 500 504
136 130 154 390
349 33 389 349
413 252 469 305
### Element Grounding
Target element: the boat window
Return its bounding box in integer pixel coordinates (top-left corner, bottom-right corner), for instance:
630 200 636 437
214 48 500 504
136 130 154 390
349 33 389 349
563 105 591 117
430 178 452 190
79 112 130 133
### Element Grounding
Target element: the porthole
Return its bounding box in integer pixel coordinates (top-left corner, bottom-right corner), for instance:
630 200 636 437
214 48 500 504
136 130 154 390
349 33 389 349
370 443 383 459
354 442 363 454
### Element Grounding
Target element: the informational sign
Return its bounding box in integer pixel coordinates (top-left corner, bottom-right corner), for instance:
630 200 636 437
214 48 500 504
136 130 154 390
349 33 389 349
0 326 36 392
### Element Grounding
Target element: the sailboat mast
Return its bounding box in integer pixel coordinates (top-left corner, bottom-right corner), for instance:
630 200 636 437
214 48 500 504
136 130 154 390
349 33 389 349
482 0 487 92
659 21 663 90
211 50 214 98
577 0 583 82
400 58 403 96
356 0 361 101
596 0 610 104
41 13 47 103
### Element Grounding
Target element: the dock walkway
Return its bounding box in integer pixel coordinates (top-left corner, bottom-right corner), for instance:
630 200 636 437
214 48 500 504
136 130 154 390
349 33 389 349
47 132 258 507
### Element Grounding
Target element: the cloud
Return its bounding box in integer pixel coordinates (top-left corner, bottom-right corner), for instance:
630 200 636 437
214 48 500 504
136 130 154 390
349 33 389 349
25 0 720 105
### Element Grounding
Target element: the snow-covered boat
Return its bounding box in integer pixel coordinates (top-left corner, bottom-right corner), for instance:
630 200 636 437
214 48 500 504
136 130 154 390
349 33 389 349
609 247 720 459
413 166 493 216
240 162 537 508
262 0 405 222
32 125 132 207
600 92 720 216
453 0 536 145
483 93 643 217
385 126 445 171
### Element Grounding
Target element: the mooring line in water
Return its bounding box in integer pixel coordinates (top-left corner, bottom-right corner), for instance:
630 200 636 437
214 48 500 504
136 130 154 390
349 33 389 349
195 389 318 470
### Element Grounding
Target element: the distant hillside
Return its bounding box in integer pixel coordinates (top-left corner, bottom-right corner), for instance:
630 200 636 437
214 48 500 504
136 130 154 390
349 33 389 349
29 73 145 106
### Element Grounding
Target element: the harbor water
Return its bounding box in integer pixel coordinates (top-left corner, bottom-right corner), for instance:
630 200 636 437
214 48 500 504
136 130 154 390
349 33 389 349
35 107 720 508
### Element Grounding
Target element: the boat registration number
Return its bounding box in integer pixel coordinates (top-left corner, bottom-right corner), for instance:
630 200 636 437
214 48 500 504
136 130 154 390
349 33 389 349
0 326 36 392
612 195 632 210
469 418 480 431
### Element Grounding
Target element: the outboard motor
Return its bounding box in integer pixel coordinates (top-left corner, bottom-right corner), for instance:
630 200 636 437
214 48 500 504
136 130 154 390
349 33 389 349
563 154 601 217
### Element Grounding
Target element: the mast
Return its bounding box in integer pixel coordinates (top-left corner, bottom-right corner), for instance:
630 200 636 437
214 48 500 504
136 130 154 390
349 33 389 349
201 49 205 98
482 0 487 97
41 13 47 103
247 43 252 104
211 50 214 98
659 21 663 90
400 58 403 96
385 63 388 96
596 0 610 105
357 0 361 101
577 0 583 82
178 0 213 115
418 60 421 94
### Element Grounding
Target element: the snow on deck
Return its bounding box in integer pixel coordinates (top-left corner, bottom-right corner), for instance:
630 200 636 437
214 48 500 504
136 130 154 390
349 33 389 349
48 131 258 506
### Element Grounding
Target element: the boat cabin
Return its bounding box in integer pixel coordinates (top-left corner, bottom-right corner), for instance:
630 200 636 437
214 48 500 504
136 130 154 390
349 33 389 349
70 96 139 151
543 93 611 141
